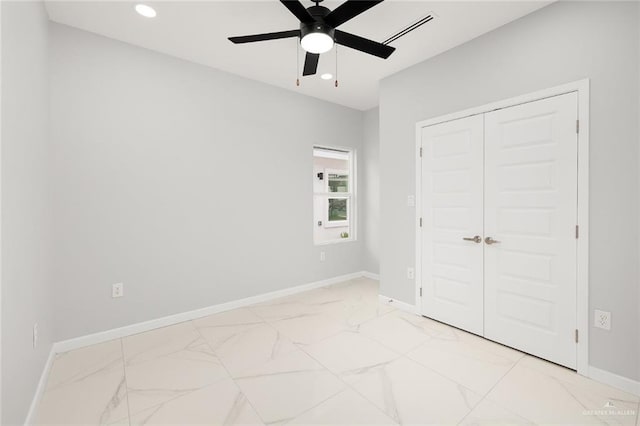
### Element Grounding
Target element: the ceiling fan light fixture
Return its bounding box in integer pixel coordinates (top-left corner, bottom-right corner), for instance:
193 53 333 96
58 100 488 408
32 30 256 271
301 32 334 54
228 0 395 77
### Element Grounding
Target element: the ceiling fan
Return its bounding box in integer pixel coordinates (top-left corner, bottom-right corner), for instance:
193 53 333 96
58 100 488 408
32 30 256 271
228 0 395 77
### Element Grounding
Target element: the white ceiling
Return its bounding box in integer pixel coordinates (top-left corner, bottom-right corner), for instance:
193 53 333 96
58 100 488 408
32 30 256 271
45 0 551 110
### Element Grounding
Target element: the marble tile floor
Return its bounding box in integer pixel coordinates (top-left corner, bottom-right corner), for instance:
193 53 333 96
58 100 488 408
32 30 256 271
35 277 640 425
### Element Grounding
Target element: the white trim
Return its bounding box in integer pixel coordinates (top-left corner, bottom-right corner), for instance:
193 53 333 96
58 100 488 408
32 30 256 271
314 238 356 246
362 271 380 281
24 348 56 426
575 79 590 376
313 146 357 245
415 79 590 375
415 80 590 129
588 366 640 397
415 122 423 314
24 271 372 422
53 271 366 354
323 168 351 228
25 268 640 426
313 148 349 161
378 295 416 314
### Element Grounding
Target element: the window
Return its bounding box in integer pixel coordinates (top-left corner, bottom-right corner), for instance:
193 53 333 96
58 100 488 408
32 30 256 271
328 198 348 221
313 147 355 244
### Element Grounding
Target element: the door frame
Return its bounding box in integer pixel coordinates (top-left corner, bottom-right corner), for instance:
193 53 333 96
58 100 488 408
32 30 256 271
414 79 590 376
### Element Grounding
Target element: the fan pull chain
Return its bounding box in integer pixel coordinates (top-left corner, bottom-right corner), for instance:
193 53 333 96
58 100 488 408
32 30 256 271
296 38 300 87
335 44 339 88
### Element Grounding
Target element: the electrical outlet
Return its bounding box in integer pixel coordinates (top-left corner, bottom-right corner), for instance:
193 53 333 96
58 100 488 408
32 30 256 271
407 195 416 207
407 267 415 280
33 323 38 349
112 282 124 298
320 251 326 262
594 309 611 330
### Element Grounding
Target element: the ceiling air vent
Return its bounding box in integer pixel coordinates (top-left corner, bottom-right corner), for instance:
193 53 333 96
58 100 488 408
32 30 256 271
383 13 436 45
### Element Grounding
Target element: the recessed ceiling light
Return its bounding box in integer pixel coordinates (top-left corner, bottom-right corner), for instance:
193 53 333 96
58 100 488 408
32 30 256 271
135 4 156 18
320 73 333 80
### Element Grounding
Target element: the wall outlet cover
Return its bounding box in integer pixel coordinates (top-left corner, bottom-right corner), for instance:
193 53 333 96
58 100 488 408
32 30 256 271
594 309 611 331
112 282 124 298
407 267 415 280
407 195 416 207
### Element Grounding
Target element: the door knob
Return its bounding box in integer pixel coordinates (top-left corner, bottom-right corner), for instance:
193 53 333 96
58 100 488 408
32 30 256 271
485 237 500 245
463 235 482 243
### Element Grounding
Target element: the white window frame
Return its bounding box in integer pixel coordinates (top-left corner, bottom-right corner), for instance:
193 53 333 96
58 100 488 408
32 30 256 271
324 168 350 228
313 146 356 245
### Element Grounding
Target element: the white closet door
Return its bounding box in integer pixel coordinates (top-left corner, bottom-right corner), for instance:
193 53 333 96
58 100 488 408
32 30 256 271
484 93 578 369
421 115 484 335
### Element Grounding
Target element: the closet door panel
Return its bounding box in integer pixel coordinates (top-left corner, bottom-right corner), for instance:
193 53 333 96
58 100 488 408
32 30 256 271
484 92 578 369
420 115 484 335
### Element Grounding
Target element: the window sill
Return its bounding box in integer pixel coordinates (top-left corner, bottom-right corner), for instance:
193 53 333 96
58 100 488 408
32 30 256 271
314 238 357 246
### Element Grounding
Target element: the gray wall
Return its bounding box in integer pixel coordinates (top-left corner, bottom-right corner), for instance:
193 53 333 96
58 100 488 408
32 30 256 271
50 23 365 341
1 2 54 424
379 1 640 381
362 108 380 274
637 2 640 380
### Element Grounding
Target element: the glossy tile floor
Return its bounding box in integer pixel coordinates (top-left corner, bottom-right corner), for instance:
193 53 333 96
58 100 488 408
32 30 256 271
36 278 640 425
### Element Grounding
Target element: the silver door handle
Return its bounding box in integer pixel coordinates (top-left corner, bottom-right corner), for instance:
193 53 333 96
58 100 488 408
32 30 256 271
485 237 500 245
463 235 482 243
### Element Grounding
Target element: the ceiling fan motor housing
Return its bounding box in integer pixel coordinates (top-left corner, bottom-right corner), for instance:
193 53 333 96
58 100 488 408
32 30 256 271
300 22 335 40
301 5 334 39
308 5 331 20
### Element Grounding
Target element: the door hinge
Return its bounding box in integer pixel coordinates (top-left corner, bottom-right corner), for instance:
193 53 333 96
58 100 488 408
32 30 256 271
419 287 423 297
575 329 579 343
576 120 580 134
419 147 423 157
575 225 579 239
419 217 422 227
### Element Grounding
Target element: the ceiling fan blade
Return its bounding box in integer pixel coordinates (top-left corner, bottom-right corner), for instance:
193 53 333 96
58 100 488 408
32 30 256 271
228 30 300 44
325 1 383 28
280 0 315 24
302 52 320 76
334 30 395 59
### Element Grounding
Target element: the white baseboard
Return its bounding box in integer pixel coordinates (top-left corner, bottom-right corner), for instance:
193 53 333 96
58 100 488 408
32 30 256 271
362 271 379 280
24 346 56 425
54 271 367 354
588 366 640 396
378 294 416 314
374 299 640 398
24 271 369 424
24 270 640 424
